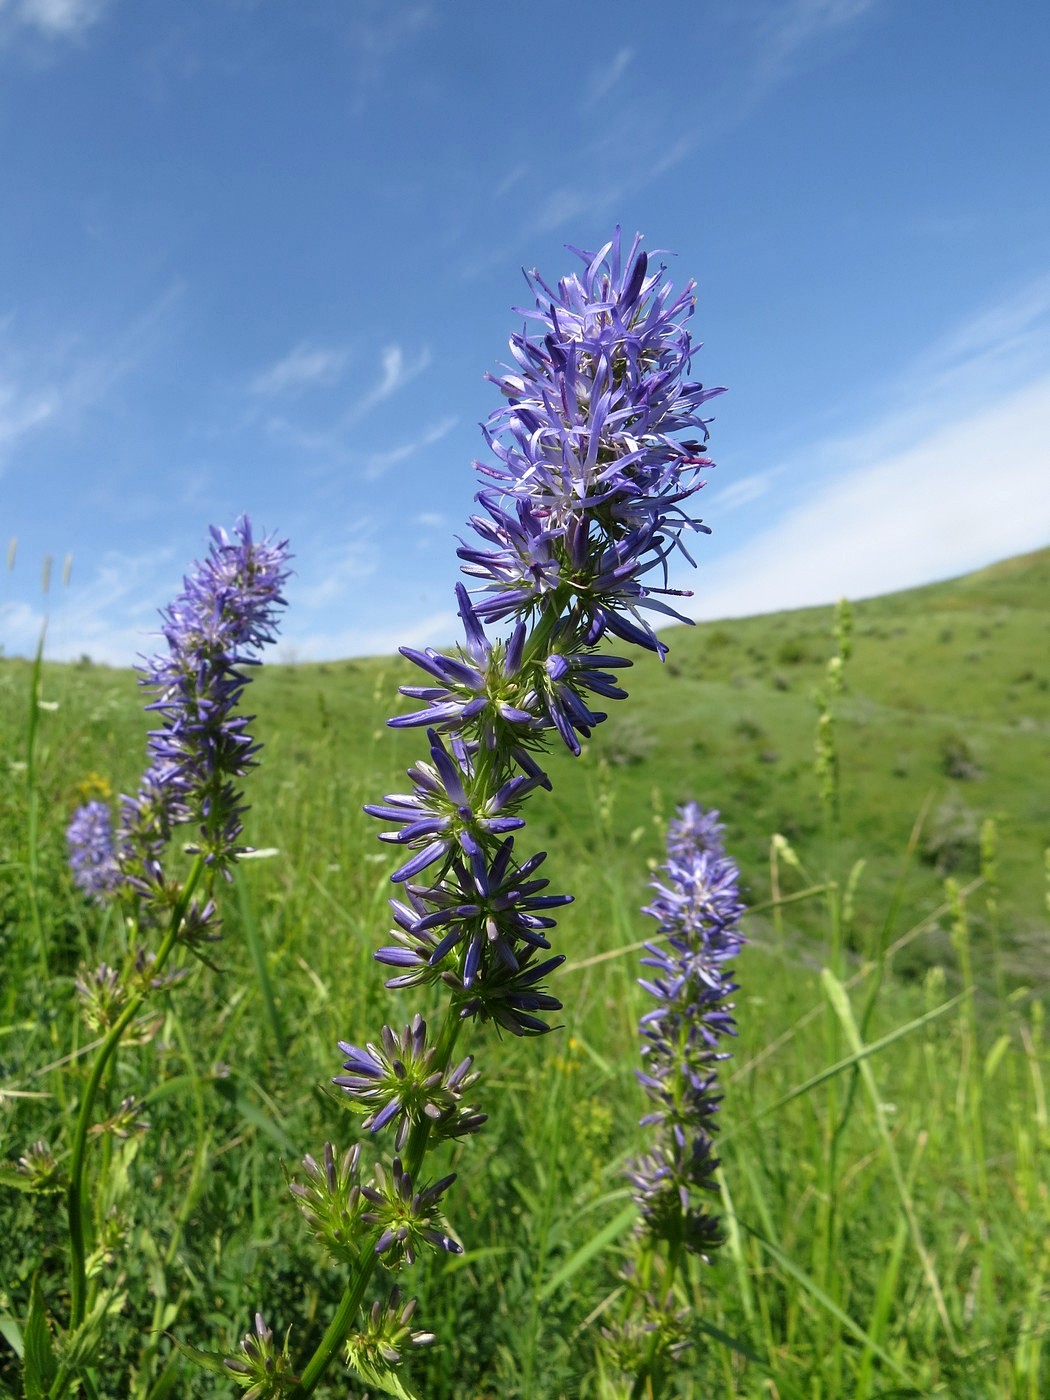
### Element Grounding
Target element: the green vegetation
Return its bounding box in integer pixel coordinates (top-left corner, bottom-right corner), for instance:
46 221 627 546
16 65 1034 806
1 548 1048 1396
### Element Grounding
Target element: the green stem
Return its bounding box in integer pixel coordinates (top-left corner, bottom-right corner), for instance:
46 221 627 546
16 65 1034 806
288 1249 381 1398
290 1005 465 1397
65 858 204 1335
293 591 575 1396
237 876 286 1055
405 1007 464 1178
25 625 49 983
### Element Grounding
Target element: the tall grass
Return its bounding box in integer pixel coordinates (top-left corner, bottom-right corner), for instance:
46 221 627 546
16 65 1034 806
1 583 1048 1395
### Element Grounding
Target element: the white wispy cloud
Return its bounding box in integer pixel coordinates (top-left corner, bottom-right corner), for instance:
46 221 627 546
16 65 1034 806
290 604 459 664
5 544 177 665
911 272 1050 390
0 0 110 40
250 343 348 396
493 164 529 200
289 523 381 610
754 0 878 81
583 46 634 109
347 0 433 60
694 374 1050 621
0 376 57 450
349 344 432 423
341 1 435 115
252 341 435 457
705 472 774 516
0 284 183 471
363 414 458 480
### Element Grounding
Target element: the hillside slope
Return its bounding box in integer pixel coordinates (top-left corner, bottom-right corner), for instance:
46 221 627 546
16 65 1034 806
3 547 1047 986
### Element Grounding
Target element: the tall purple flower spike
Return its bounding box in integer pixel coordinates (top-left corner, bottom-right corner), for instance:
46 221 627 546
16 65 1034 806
627 802 745 1260
116 515 292 883
364 232 723 1037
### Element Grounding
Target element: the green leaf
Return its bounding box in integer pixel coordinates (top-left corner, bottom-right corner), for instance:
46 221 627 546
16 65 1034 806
692 1316 767 1367
0 1167 40 1193
0 1313 24 1359
22 1276 58 1400
539 1204 637 1302
58 1288 128 1373
164 1333 233 1377
736 1221 920 1390
723 989 965 1141
349 1357 425 1400
0 1166 64 1195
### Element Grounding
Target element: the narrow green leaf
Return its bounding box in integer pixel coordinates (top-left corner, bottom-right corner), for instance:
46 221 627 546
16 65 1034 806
440 1244 514 1275
237 876 287 1055
0 1167 46 1193
23 1276 58 1399
715 1165 755 1325
723 989 964 1141
983 1032 1011 1082
539 1204 637 1301
58 1288 128 1373
211 1075 296 1151
693 1316 767 1367
349 1356 425 1399
821 969 956 1345
164 1334 233 1377
0 1313 24 1359
565 1026 612 1075
737 1221 920 1390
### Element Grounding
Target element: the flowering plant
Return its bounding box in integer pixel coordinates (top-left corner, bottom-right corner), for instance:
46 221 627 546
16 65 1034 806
8 517 291 1397
273 229 725 1397
600 802 745 1394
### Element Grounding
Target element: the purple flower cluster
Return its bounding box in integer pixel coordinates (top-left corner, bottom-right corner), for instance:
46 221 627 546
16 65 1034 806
459 227 724 654
327 236 722 1396
361 232 722 1048
627 802 745 1260
66 800 122 903
114 516 291 885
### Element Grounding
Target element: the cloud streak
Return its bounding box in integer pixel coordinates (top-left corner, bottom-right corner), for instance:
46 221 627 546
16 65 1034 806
0 0 110 41
0 284 184 471
250 343 348 396
4 543 177 665
692 371 1050 623
753 0 878 82
349 343 432 423
582 46 634 109
363 414 458 480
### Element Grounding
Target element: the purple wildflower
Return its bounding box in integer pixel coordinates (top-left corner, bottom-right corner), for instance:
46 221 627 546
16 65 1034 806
459 227 724 650
628 802 745 1260
665 800 726 862
375 838 572 991
391 584 540 746
66 801 122 902
363 232 722 1049
364 728 543 884
346 1287 436 1372
223 1312 295 1394
359 1156 462 1266
117 516 291 882
334 1013 486 1149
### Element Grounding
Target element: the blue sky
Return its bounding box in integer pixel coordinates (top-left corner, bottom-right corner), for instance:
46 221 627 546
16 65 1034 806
2 0 1048 665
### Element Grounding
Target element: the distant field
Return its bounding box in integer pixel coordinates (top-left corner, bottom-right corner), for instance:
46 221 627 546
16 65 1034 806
13 545 1044 983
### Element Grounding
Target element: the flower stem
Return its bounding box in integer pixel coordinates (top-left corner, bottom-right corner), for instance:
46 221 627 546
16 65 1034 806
290 1005 465 1396
65 857 204 1333
288 1247 381 1398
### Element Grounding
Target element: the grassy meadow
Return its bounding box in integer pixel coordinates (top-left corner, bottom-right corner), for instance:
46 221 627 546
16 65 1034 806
1 546 1048 1397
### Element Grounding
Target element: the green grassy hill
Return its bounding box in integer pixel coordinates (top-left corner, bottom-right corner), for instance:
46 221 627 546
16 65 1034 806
4 545 1048 992
2 546 1049 1397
